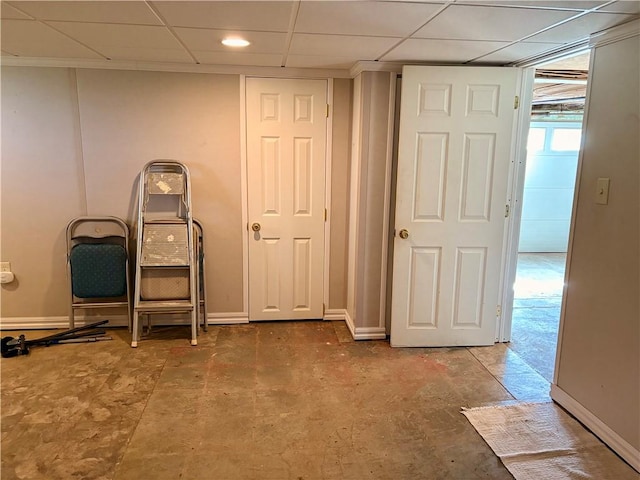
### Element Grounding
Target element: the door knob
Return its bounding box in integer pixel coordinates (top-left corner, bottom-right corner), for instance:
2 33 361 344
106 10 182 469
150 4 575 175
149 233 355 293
399 229 409 239
251 223 261 232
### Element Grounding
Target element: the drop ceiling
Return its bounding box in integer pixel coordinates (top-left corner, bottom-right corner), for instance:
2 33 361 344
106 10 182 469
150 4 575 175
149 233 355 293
1 1 638 72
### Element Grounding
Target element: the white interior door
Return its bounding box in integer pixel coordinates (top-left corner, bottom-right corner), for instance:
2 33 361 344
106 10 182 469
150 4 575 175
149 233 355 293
391 66 519 347
246 78 327 321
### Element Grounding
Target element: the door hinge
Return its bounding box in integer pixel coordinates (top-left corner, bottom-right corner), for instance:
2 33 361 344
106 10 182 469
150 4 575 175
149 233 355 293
326 104 330 117
514 96 519 109
496 305 502 318
505 204 510 218
323 303 326 316
324 208 327 221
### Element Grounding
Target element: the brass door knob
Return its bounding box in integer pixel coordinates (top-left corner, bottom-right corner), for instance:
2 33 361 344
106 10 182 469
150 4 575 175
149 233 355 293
399 229 409 239
251 223 261 232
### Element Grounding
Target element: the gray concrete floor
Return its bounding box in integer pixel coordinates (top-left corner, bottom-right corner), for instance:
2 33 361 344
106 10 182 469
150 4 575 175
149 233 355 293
1 320 555 480
509 253 565 382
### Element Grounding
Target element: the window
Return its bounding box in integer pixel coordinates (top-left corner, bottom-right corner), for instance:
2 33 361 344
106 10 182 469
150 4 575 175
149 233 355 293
527 127 546 152
551 128 582 151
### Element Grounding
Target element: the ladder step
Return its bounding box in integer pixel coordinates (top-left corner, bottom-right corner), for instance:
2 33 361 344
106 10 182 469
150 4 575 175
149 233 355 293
135 300 194 312
141 223 190 266
148 173 185 195
143 218 188 225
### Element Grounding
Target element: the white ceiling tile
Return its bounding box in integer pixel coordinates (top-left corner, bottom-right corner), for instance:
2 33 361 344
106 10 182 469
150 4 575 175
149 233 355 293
47 22 193 62
290 33 399 59
154 1 293 31
48 22 182 50
194 51 282 67
8 1 161 25
175 28 286 54
1 3 32 20
381 38 510 63
285 55 356 69
414 5 578 41
295 1 444 36
456 1 606 10
0 19 103 58
596 1 640 14
98 47 193 63
472 41 566 63
526 11 637 42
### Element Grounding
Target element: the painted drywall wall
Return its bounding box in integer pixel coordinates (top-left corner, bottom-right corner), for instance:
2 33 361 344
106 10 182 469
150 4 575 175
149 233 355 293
553 33 639 453
0 66 352 322
1 67 86 318
347 71 395 335
328 78 352 310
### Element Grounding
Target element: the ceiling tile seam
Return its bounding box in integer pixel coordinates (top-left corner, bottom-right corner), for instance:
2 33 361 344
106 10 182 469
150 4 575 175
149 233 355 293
291 32 406 40
3 18 164 28
42 21 112 60
510 41 592 68
375 1 454 61
3 1 36 20
451 1 592 12
281 0 301 67
3 1 110 59
465 9 594 64
145 1 200 65
170 25 290 34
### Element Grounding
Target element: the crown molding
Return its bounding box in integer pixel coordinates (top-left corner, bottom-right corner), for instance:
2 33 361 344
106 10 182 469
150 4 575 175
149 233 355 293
350 60 403 77
0 56 353 79
589 18 640 48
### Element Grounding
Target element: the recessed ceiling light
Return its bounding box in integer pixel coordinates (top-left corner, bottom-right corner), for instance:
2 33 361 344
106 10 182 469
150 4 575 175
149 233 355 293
222 38 250 48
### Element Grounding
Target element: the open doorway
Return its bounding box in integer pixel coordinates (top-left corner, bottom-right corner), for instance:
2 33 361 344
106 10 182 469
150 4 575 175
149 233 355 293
507 53 589 382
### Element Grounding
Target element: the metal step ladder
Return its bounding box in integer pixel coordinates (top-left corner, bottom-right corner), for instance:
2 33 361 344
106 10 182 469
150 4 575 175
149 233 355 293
132 161 198 347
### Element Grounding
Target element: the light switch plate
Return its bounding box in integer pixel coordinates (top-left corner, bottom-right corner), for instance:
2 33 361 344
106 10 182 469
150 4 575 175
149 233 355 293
596 177 610 205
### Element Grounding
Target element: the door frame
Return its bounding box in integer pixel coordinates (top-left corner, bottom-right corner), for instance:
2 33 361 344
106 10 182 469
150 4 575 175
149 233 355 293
240 75 334 321
498 47 591 342
497 67 536 342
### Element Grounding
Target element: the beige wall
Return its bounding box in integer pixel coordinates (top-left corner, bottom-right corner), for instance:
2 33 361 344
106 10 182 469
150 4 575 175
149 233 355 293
1 66 351 321
553 33 639 453
1 67 86 317
328 78 352 310
347 71 395 334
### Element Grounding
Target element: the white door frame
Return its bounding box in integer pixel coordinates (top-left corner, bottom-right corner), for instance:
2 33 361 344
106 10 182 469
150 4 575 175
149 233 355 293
240 75 334 320
498 48 590 342
497 67 536 342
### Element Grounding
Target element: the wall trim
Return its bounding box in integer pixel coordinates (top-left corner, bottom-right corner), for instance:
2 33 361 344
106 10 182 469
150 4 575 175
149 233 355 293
323 79 334 315
378 71 398 335
240 74 249 317
1 56 352 79
0 315 128 330
590 18 640 48
207 312 249 324
498 67 536 343
551 384 640 473
0 312 249 329
323 308 346 321
350 61 403 77
344 310 387 340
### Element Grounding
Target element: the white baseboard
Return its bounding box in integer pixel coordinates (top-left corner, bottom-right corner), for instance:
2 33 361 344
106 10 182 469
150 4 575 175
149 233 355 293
344 310 387 340
0 315 129 330
551 384 640 473
1 312 249 330
207 312 249 324
323 308 346 321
